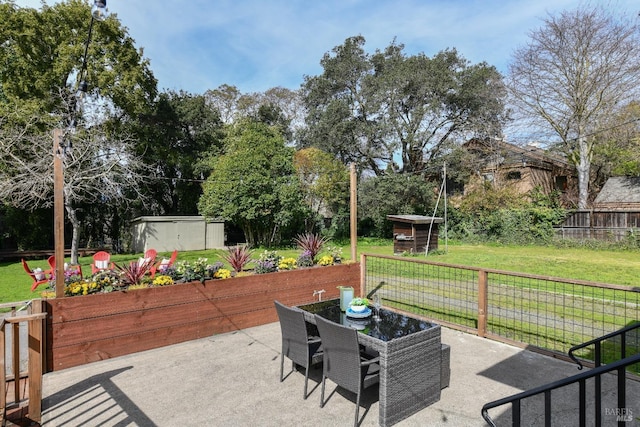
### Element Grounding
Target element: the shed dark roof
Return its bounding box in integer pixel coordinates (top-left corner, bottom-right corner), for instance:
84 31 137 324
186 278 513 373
593 176 640 205
386 215 444 224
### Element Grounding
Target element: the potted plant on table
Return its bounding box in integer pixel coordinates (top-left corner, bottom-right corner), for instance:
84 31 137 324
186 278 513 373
349 297 369 313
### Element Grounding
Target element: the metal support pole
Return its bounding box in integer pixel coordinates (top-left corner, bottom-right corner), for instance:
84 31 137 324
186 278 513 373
53 129 65 298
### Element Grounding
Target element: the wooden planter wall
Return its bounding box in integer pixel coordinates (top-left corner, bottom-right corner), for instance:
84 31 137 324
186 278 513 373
45 263 360 371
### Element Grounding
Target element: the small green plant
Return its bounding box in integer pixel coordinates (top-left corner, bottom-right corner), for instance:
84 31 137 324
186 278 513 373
297 250 314 267
221 245 253 273
294 233 328 262
92 270 121 292
325 245 343 263
350 297 369 306
175 258 222 282
254 250 281 274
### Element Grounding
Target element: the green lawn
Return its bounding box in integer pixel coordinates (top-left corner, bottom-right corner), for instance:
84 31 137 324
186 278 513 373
2 239 639 305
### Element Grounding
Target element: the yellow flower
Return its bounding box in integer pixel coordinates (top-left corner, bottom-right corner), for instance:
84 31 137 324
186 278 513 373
318 255 334 266
214 268 232 279
278 257 297 270
152 275 174 287
41 291 55 299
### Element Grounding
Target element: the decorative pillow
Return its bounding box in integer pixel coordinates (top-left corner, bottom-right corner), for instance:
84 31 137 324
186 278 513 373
159 258 171 271
33 267 45 281
138 257 151 267
96 260 109 269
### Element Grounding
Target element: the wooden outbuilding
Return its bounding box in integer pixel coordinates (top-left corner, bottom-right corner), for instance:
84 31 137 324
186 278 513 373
130 216 225 253
387 215 443 254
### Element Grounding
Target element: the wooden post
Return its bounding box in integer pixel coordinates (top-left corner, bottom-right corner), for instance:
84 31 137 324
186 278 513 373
27 300 44 422
11 308 19 407
0 319 5 415
478 270 488 337
53 129 65 298
350 163 357 262
359 253 366 297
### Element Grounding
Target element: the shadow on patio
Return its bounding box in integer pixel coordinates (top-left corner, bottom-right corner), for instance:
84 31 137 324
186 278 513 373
39 323 639 426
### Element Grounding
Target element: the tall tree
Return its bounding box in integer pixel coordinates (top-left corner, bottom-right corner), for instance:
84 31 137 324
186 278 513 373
301 36 386 174
301 36 506 175
133 90 224 215
0 108 152 264
358 173 435 238
507 4 640 209
198 120 307 247
0 0 157 118
0 0 158 257
293 147 349 231
591 102 640 189
372 44 506 173
204 85 303 144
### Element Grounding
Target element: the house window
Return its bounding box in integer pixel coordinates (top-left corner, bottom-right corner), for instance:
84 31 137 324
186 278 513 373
506 171 521 180
555 176 568 192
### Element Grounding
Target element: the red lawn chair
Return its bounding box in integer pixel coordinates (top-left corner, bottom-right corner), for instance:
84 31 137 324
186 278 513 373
91 251 114 274
22 258 50 292
48 255 83 279
150 250 178 278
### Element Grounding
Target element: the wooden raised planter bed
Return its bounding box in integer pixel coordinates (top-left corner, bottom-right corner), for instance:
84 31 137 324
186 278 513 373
44 263 360 371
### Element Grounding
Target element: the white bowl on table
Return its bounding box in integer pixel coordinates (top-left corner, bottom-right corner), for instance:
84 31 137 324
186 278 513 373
349 304 368 313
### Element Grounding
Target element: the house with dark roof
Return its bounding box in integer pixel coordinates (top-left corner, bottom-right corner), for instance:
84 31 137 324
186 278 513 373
462 139 577 204
593 176 640 210
554 176 640 241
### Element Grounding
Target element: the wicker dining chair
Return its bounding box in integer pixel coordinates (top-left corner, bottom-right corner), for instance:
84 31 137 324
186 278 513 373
314 314 380 427
274 300 323 399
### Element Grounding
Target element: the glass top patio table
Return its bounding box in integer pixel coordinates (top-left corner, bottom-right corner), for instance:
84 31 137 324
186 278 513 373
297 298 443 426
297 299 435 342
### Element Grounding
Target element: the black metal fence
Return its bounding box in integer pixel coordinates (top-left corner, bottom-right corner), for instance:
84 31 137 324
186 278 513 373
361 254 640 364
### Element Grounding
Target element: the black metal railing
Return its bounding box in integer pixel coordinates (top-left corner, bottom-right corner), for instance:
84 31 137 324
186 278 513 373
569 322 640 369
481 352 640 426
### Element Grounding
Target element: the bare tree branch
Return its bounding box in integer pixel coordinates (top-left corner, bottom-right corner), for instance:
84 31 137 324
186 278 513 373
507 5 640 208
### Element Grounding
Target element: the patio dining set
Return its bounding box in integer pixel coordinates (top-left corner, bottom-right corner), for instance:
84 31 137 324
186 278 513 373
275 297 450 427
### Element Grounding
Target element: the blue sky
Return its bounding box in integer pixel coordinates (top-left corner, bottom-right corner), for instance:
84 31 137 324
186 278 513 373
15 0 640 95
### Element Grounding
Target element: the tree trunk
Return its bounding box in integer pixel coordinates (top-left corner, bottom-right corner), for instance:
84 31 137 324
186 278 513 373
577 136 590 210
65 201 81 265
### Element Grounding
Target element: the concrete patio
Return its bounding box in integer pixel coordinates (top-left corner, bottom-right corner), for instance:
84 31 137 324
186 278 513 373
39 322 639 426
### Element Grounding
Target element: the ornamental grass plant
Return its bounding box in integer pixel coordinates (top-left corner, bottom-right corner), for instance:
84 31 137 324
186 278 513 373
221 245 253 273
293 232 328 261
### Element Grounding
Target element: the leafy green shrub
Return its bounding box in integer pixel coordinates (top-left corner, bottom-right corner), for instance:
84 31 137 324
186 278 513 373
448 186 566 245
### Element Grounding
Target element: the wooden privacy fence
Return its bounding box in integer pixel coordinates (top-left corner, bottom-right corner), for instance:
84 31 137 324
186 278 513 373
1 300 46 424
361 253 640 364
555 210 640 241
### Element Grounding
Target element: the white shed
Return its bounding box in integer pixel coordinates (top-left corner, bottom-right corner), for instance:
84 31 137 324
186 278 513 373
131 216 225 253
